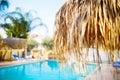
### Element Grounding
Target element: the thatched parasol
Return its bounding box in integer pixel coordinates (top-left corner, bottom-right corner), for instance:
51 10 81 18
0 38 27 61
54 0 120 64
0 38 26 49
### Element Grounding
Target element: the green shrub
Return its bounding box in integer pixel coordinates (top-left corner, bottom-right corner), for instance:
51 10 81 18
27 38 39 52
42 37 53 50
0 34 2 38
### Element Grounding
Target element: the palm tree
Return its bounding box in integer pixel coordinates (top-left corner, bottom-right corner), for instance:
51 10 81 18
0 0 9 11
54 0 120 64
0 7 45 38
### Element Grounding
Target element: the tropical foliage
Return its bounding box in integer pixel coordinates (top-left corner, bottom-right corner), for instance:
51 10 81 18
0 0 9 11
0 7 43 38
54 0 120 63
42 37 53 50
27 38 39 52
0 34 2 38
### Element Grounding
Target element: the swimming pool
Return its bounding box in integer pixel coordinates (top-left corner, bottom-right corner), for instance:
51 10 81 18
0 60 97 80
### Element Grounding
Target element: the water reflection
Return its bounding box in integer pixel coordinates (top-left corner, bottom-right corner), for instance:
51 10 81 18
47 60 59 69
0 60 97 80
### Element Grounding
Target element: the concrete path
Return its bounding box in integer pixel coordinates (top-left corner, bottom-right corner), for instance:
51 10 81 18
0 59 41 68
85 64 120 80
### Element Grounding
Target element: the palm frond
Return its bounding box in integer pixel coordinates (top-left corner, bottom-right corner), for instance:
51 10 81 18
0 0 9 11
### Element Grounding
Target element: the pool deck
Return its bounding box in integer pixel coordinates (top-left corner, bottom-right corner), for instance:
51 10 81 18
0 59 41 68
85 64 120 80
0 60 120 80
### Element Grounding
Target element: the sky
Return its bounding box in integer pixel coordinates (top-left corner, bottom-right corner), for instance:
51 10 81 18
1 0 67 37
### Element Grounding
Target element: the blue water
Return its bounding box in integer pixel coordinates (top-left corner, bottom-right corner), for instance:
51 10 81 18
0 60 97 80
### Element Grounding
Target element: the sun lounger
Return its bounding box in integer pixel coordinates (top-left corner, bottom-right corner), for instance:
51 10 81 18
113 61 120 68
12 54 25 61
112 61 120 79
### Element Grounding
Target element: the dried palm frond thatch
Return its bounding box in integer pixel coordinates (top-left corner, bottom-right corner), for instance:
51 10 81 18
54 0 120 64
0 38 26 49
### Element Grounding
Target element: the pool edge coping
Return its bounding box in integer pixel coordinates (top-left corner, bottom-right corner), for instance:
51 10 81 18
84 63 99 80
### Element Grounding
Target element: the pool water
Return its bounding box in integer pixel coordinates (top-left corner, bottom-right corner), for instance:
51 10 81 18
0 60 97 80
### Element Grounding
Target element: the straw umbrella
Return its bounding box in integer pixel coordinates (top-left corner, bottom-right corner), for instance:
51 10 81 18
54 0 120 64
